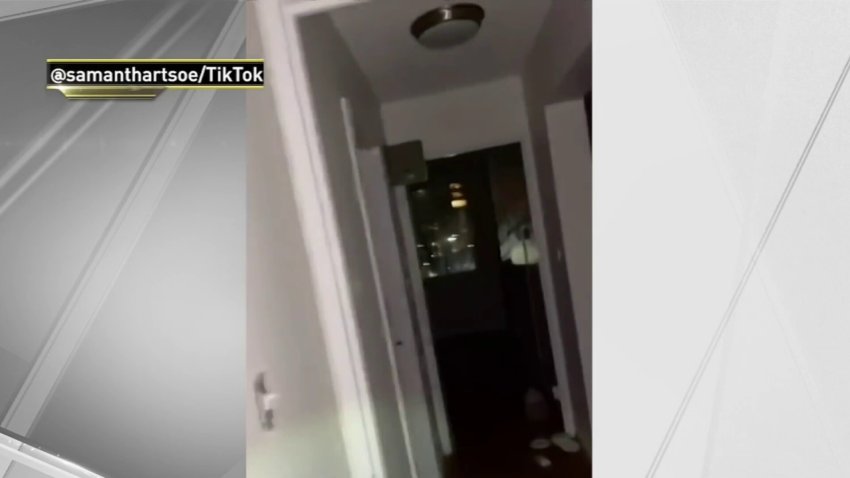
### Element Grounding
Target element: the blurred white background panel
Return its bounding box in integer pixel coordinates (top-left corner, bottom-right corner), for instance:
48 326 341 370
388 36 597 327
596 0 850 476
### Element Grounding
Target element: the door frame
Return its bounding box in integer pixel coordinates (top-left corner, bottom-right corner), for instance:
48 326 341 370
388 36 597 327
252 1 385 477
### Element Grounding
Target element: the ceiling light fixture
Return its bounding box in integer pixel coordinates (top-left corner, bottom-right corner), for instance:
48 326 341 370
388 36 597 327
411 3 485 50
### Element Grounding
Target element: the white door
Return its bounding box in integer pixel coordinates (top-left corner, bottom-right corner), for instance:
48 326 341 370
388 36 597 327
343 100 453 475
392 184 454 457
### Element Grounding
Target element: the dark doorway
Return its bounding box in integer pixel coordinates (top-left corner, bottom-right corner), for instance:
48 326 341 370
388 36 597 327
405 144 590 477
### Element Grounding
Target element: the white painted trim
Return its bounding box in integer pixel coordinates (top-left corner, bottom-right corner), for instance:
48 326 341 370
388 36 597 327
254 0 384 476
392 187 454 457
0 0 245 445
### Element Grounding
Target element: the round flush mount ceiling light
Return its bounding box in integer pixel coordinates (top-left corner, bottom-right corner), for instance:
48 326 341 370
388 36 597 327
410 3 485 50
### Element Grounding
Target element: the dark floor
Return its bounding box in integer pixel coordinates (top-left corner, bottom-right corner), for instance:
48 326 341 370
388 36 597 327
436 331 591 478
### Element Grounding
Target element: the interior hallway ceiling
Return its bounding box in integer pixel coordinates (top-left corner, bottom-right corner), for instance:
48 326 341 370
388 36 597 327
330 0 555 101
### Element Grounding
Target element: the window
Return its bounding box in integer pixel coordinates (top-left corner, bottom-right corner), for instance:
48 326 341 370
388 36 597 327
408 180 477 278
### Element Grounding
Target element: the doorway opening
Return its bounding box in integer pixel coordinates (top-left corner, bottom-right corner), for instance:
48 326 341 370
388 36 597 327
406 143 585 476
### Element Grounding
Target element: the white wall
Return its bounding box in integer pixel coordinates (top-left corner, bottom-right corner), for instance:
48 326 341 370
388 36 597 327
545 99 592 422
381 77 529 159
245 5 352 478
521 0 593 449
520 78 590 444
297 12 413 478
524 0 592 102
0 2 245 477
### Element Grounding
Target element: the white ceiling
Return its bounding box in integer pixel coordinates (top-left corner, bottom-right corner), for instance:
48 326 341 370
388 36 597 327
330 0 552 101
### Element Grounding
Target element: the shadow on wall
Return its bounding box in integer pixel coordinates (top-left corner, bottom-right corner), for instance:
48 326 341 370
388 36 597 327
558 44 592 100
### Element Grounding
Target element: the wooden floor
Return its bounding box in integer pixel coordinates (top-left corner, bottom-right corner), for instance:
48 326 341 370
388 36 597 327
435 332 591 478
442 416 591 477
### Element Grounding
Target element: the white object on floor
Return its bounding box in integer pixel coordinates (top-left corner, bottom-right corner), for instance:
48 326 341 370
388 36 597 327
530 438 552 450
533 455 552 468
552 432 581 453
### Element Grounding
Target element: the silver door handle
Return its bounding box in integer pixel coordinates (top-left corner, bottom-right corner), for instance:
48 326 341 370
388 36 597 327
254 372 278 430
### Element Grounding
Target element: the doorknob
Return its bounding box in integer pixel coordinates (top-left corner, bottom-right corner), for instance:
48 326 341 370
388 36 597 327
254 372 278 430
